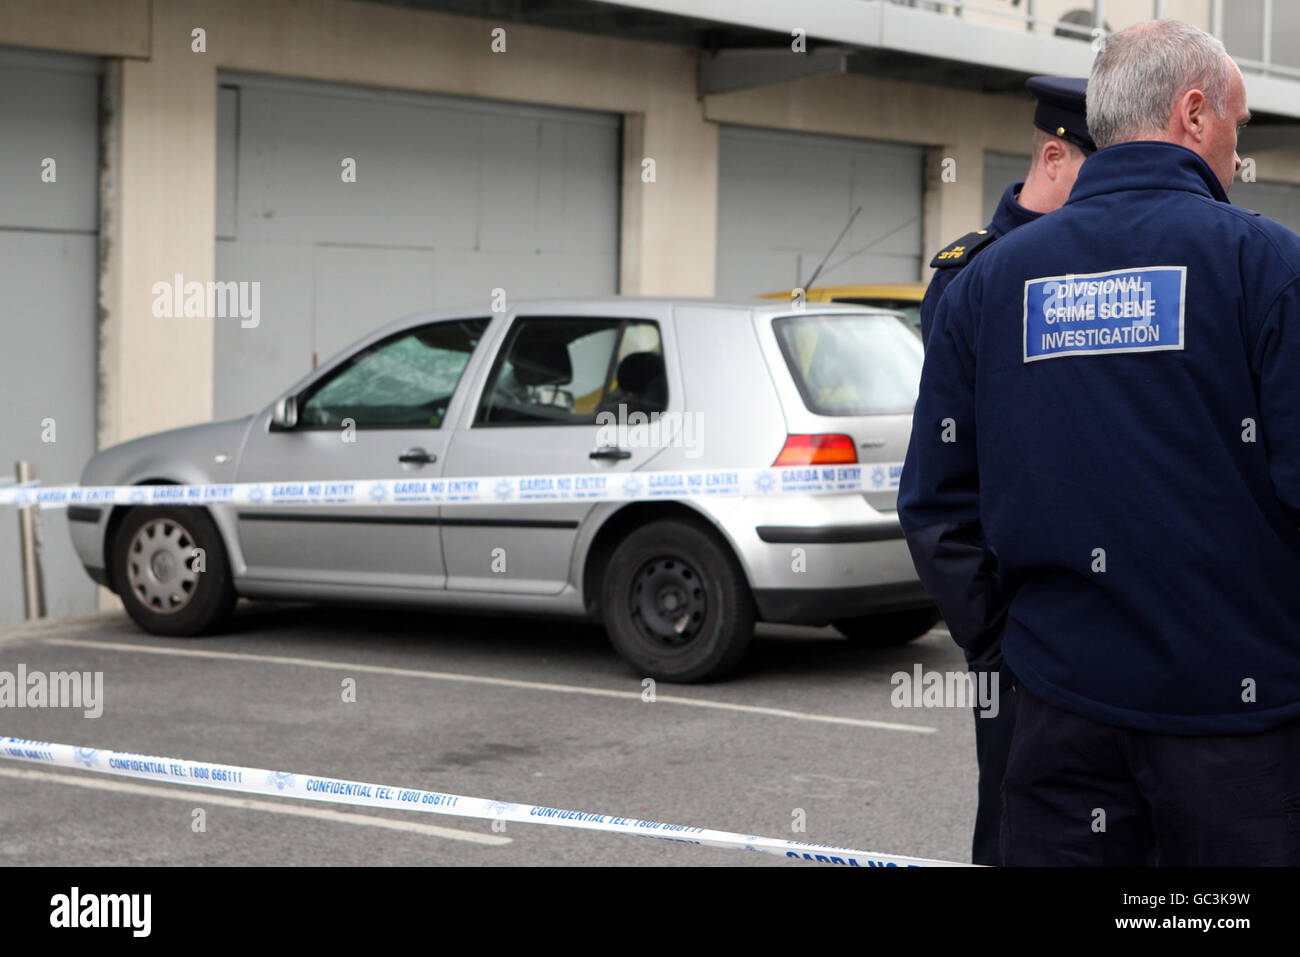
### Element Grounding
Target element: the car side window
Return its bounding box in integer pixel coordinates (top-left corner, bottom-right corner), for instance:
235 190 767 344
298 318 489 429
476 317 666 425
601 321 667 418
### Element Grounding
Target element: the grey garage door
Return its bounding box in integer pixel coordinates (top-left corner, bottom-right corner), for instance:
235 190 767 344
0 48 99 623
715 125 923 297
1234 179 1300 235
214 74 621 420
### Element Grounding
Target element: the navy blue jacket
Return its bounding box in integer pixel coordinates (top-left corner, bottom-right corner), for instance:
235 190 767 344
900 141 1300 734
920 181 1043 348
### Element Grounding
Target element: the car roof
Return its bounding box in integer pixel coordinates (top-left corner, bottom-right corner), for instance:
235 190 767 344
507 296 900 314
373 296 901 336
758 283 927 302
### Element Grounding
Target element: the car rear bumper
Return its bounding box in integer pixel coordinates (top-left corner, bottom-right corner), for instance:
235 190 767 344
694 494 925 622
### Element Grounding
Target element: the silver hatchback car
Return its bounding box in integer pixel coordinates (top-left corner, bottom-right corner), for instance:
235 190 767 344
69 297 935 681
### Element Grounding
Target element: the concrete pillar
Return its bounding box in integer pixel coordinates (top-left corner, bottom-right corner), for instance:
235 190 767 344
622 106 719 296
921 140 986 281
100 1 216 448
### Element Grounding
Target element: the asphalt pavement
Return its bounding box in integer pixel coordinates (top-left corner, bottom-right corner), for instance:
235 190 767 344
0 602 977 866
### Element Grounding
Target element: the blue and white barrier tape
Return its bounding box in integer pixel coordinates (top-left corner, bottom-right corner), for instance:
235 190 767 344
0 736 965 867
0 463 905 511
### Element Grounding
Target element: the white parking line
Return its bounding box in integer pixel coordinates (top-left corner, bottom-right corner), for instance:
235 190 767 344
44 637 937 733
0 766 511 845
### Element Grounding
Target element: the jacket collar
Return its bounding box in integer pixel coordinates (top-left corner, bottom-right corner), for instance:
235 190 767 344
1067 140 1230 205
991 181 1043 235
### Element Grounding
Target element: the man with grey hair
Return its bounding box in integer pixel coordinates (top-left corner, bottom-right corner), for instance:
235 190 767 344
900 18 1300 866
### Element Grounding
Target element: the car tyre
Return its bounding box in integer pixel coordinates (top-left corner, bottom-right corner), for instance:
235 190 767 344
834 607 940 646
112 507 236 636
602 519 754 683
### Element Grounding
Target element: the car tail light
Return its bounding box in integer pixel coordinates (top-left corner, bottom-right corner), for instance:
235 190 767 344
773 434 858 466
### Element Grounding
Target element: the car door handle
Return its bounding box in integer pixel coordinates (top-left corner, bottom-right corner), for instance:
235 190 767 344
398 448 437 464
589 447 632 461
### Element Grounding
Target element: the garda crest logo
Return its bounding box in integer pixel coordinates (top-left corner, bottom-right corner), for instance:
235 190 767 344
486 800 516 818
622 476 643 497
267 771 294 791
493 479 513 501
75 748 99 768
368 483 388 503
872 466 887 489
248 486 266 503
755 472 776 494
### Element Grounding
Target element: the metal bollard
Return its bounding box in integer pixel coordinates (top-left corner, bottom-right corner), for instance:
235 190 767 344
16 461 47 620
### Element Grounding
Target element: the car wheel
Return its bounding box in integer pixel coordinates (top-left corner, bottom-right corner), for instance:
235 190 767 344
834 607 941 646
602 519 754 683
112 507 236 636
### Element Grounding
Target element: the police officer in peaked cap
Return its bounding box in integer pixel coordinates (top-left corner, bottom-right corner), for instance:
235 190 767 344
921 76 1096 349
915 74 1094 869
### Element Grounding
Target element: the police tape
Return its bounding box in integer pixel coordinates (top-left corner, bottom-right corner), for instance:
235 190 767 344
0 736 967 867
0 462 905 511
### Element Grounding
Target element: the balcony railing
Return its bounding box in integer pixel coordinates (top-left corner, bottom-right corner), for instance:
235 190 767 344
891 0 1300 82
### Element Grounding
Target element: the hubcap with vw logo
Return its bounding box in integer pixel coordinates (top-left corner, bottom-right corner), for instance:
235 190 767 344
126 518 201 614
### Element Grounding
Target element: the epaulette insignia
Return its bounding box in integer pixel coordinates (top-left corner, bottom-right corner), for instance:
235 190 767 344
929 228 996 268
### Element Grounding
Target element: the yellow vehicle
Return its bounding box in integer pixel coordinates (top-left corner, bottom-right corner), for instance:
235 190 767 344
760 283 926 333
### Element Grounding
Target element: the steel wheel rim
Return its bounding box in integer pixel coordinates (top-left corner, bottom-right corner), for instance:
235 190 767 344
628 554 707 648
126 518 201 614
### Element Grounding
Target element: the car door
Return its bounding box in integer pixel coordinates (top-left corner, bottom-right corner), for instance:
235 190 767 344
440 310 676 595
234 316 490 591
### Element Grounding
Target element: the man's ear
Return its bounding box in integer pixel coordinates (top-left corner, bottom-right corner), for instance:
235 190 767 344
1181 88 1207 141
1041 139 1067 178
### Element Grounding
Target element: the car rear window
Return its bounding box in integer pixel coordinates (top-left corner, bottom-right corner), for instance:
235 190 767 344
831 297 922 333
772 312 923 416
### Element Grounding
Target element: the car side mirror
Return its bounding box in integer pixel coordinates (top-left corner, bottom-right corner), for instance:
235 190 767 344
271 395 298 430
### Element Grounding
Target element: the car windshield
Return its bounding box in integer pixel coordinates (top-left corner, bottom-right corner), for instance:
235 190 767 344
773 312 923 416
300 318 487 428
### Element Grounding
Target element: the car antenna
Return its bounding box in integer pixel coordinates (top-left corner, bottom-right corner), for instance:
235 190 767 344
800 205 862 294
